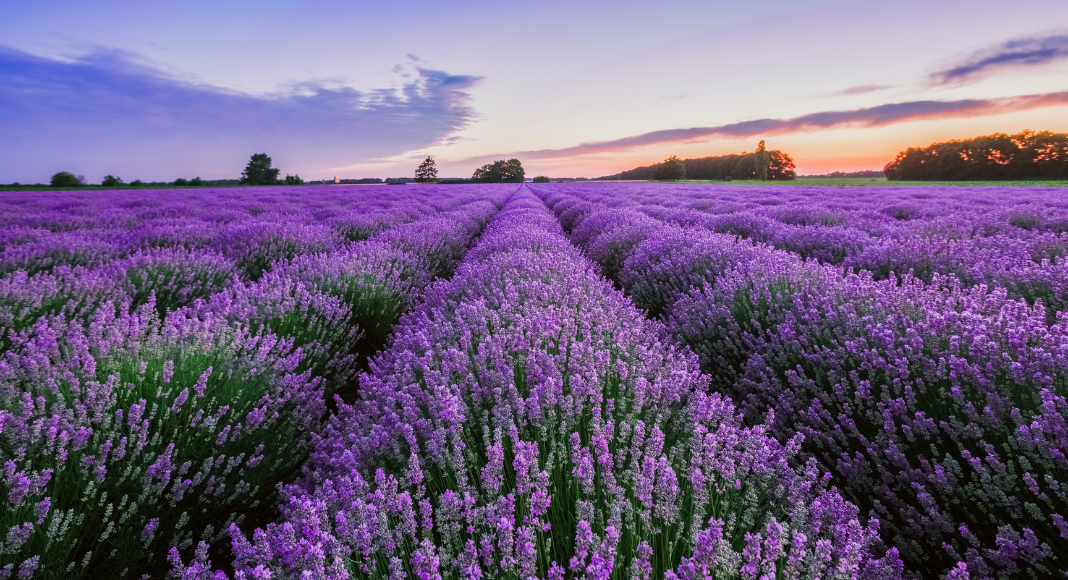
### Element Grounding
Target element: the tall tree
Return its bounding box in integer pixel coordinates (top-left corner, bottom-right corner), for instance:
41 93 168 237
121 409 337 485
241 153 280 185
472 159 525 183
651 155 687 181
754 140 770 181
414 156 438 183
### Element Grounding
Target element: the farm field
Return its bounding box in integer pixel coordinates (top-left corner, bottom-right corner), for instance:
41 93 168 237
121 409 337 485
1 182 1066 579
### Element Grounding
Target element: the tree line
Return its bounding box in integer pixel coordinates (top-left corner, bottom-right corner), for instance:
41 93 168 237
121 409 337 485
598 146 796 181
884 130 1068 181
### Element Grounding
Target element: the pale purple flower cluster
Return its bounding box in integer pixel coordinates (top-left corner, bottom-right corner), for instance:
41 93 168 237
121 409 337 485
536 182 1068 579
203 188 894 580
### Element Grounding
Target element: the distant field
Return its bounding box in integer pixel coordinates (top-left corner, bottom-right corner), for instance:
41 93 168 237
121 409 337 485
672 176 1068 186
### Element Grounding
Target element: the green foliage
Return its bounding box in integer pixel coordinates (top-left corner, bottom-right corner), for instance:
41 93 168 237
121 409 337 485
101 175 124 187
532 176 551 183
173 178 189 186
414 156 438 183
50 172 82 187
0 305 324 578
651 155 687 181
130 180 144 187
605 150 796 181
754 140 770 181
241 153 281 186
885 130 1068 180
472 158 525 183
283 174 303 185
190 177 203 186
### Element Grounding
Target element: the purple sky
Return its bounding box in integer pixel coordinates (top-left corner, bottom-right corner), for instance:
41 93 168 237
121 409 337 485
2 0 1067 182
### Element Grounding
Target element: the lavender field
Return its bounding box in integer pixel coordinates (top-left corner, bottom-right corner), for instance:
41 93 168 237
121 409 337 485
1 183 1065 580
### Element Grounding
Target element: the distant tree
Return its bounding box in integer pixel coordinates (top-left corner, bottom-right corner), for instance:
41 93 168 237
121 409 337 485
190 177 203 186
651 155 687 181
174 178 189 186
885 130 1068 180
768 150 796 180
533 176 551 183
472 159 525 183
130 180 144 187
284 174 304 185
754 140 771 181
101 175 124 187
50 172 81 187
241 153 281 185
414 156 439 183
598 149 796 181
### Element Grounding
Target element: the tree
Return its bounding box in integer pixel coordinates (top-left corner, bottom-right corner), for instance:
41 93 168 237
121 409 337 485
51 172 81 187
101 175 124 187
754 140 770 181
284 174 304 185
130 180 144 187
768 151 796 180
885 130 1068 180
190 177 203 186
533 176 551 183
241 153 280 185
472 159 525 183
414 156 438 183
174 178 189 186
598 149 796 181
651 155 686 181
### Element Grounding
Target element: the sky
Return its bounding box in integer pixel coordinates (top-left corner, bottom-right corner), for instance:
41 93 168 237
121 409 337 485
2 0 1067 182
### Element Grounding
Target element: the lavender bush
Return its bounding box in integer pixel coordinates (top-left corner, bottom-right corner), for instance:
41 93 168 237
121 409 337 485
536 183 1068 579
0 185 507 579
0 302 325 578
200 190 896 580
8 182 1068 578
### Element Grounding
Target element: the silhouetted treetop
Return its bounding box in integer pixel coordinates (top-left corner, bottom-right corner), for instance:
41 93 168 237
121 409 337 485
472 159 524 183
884 130 1068 180
600 148 796 181
241 153 281 186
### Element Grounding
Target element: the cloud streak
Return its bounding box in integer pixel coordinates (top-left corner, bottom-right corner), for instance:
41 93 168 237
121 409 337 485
472 90 1068 162
837 84 891 96
929 33 1068 85
0 46 482 181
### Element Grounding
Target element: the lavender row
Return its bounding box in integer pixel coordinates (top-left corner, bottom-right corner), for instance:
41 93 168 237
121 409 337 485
539 183 1068 317
541 186 1068 579
0 185 499 280
0 188 510 348
0 193 505 579
174 187 900 579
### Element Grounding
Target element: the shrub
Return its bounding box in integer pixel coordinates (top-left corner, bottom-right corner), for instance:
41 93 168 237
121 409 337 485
669 257 1068 577
211 222 338 281
0 302 326 578
200 192 897 580
533 176 551 183
50 172 81 187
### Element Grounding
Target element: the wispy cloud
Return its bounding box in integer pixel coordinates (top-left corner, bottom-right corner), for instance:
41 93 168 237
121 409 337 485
929 32 1068 85
472 90 1068 161
0 46 482 180
837 84 892 95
